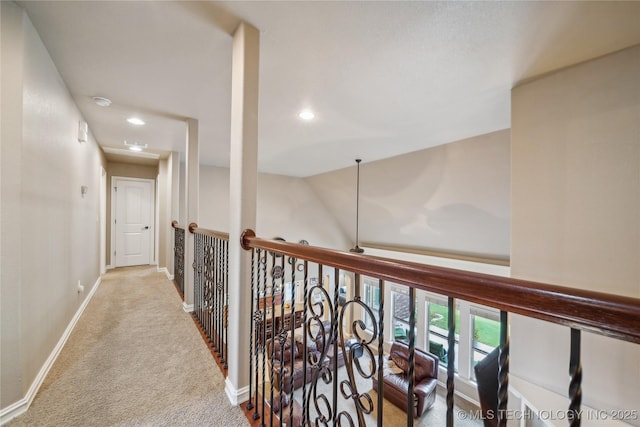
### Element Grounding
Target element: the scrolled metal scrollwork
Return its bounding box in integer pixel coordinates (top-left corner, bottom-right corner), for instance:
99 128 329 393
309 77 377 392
203 243 214 314
271 265 284 279
305 282 335 425
173 228 185 296
336 298 379 426
309 389 332 427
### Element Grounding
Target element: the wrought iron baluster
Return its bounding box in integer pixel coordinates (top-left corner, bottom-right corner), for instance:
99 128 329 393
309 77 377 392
287 255 296 427
196 233 203 327
174 227 185 298
569 328 582 427
203 235 209 341
214 238 222 348
211 236 215 343
198 235 208 335
333 273 377 427
378 278 385 427
211 238 222 357
306 262 334 426
223 239 229 368
250 249 260 418
212 236 217 346
259 250 267 425
407 287 416 427
247 248 256 412
301 260 309 426
269 251 277 427
191 232 197 319
218 236 223 356
213 236 219 353
277 300 287 427
446 297 456 427
201 234 206 333
206 235 213 342
333 268 340 425
497 310 509 427
193 233 198 323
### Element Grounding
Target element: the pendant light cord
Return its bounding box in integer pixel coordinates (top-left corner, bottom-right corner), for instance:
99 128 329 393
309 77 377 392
353 159 363 253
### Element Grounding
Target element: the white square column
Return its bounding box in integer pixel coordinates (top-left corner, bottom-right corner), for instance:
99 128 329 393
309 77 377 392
183 118 199 311
225 22 260 405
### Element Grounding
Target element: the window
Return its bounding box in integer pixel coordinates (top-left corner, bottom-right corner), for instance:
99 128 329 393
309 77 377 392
362 277 380 331
426 298 459 370
391 290 411 343
470 306 500 380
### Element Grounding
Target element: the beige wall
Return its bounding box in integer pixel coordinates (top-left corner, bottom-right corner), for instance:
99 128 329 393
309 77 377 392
157 153 179 273
1 0 26 408
158 159 169 269
511 45 640 418
1 2 106 411
307 129 511 258
198 166 352 250
105 162 158 267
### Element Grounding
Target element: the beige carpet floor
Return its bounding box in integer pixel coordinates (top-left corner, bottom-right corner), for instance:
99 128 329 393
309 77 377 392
7 266 248 427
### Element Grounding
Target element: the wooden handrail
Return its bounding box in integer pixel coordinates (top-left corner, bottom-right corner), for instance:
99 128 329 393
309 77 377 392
188 222 229 240
241 229 640 345
171 220 185 230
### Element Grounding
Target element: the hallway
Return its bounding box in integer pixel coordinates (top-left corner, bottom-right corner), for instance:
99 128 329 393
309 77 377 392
7 267 248 426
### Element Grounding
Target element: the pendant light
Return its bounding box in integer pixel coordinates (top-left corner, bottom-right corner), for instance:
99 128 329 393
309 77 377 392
350 159 364 253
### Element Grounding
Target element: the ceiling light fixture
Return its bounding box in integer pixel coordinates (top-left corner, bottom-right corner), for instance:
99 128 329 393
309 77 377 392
124 140 147 152
127 117 145 126
92 96 112 107
298 109 315 121
103 147 159 159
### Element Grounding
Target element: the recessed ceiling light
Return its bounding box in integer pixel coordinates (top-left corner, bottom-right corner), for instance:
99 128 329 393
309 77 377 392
92 96 112 107
127 117 145 126
298 109 315 121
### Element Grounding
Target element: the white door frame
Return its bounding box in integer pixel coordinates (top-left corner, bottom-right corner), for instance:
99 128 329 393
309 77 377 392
110 176 156 267
100 167 107 275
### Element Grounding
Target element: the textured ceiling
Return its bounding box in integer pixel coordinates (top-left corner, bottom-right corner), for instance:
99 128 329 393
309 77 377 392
19 1 640 176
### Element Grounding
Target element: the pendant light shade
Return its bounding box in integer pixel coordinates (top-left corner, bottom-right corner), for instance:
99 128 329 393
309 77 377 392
350 159 364 254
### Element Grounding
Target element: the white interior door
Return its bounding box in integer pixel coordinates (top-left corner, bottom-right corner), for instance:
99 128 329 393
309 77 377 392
114 178 154 267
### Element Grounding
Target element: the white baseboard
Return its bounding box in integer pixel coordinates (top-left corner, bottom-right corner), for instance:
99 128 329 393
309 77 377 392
436 378 481 409
106 264 114 270
0 276 102 425
156 267 174 280
183 302 194 313
225 377 250 406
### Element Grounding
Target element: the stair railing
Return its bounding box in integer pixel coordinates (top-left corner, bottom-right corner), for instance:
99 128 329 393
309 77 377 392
189 223 230 370
240 229 639 427
170 220 185 299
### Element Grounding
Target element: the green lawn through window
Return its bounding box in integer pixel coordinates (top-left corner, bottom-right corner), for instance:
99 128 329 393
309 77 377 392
429 303 499 348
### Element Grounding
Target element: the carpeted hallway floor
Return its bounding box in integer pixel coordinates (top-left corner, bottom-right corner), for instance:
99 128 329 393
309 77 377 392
7 266 248 427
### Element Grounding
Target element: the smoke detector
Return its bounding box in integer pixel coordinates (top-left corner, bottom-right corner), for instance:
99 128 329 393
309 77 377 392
92 96 112 107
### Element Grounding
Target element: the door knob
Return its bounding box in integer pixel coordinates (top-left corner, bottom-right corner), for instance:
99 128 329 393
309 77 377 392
143 226 149 230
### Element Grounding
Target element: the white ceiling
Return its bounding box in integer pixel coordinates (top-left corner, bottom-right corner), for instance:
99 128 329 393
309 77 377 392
19 1 640 177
